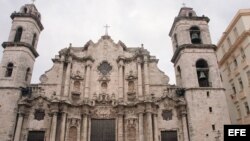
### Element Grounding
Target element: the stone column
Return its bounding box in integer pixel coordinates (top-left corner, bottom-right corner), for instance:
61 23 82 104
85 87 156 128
60 112 67 141
50 112 58 141
118 60 124 99
77 123 81 141
57 56 64 96
64 58 72 97
88 118 91 141
84 61 92 98
146 112 153 141
137 58 143 99
181 111 189 141
143 56 150 96
13 113 24 141
137 105 144 141
81 115 88 141
146 103 153 141
117 109 124 141
138 113 144 141
153 114 159 141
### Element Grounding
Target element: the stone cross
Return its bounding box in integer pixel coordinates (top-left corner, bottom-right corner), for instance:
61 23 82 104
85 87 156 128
182 3 186 7
104 24 110 35
31 0 36 4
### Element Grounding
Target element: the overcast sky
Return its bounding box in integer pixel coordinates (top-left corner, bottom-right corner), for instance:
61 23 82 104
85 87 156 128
0 0 249 84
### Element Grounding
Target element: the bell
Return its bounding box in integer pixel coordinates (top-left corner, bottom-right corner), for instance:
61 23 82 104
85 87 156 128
191 33 201 43
199 71 206 79
191 33 199 39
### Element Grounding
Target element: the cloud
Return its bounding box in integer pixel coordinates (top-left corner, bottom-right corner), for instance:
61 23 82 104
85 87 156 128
0 0 249 84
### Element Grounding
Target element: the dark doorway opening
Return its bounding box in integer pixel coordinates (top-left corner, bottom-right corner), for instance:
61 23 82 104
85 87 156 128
91 119 115 141
27 131 45 141
161 131 178 141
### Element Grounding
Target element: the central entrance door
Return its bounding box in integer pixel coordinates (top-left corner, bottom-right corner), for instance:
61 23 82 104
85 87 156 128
91 119 115 141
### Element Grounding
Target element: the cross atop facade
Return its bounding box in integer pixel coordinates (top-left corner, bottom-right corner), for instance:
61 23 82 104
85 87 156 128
104 24 110 35
182 3 186 7
31 0 36 4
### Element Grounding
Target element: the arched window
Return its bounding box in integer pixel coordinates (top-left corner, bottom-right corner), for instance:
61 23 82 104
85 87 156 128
14 27 23 42
190 26 201 44
25 68 30 81
5 63 14 77
196 59 209 87
32 33 37 47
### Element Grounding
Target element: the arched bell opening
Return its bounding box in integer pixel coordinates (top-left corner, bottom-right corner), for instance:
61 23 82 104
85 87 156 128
190 26 202 44
196 59 210 87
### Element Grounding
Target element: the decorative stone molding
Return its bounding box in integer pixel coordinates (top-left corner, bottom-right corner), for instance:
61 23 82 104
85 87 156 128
127 92 136 101
34 108 45 121
2 41 39 57
91 106 116 119
68 118 80 127
98 75 110 83
125 71 137 81
39 74 48 83
93 93 116 106
97 61 112 76
49 102 59 114
71 71 84 80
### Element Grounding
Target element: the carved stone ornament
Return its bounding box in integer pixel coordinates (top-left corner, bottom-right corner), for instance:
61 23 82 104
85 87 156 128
39 74 48 83
98 75 111 83
125 71 137 81
98 61 112 75
71 70 84 80
68 118 80 127
95 93 115 105
34 109 45 121
163 100 176 110
126 118 137 141
162 110 172 121
127 92 136 101
91 106 116 119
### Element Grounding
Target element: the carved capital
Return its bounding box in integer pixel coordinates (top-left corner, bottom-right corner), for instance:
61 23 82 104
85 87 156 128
137 58 143 64
116 106 125 116
86 61 93 67
49 103 59 114
82 106 90 115
145 103 153 113
118 60 124 68
136 105 145 114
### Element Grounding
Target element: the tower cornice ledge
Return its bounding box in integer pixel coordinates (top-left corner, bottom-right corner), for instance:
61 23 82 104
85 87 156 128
169 16 210 36
2 41 39 57
11 12 44 31
171 44 216 63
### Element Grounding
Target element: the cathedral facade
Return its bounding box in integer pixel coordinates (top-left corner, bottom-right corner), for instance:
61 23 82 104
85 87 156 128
0 3 230 141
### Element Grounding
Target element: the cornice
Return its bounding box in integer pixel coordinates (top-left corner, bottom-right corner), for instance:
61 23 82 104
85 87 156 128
11 12 44 31
169 16 210 36
218 30 250 67
2 41 39 57
171 44 216 63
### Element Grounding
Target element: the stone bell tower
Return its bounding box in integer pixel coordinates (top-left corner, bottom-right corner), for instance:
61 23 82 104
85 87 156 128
0 3 43 141
169 7 230 141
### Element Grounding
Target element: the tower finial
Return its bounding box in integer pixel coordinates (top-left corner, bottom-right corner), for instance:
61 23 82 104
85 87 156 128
182 2 186 7
104 24 110 35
